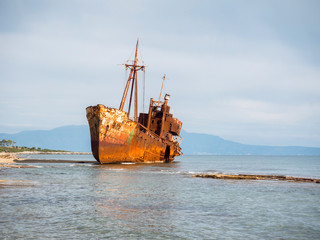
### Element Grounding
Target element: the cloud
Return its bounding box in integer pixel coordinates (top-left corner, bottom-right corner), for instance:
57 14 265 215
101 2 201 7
0 0 319 147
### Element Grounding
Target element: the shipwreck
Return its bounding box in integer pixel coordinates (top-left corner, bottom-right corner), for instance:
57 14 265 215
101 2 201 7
86 40 182 164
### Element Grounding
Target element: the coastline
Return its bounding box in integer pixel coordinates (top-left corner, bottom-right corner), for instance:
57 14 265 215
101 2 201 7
0 153 37 168
0 152 23 164
16 151 91 155
0 152 92 165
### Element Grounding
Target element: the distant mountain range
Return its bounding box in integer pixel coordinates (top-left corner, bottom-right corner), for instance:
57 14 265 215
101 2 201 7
0 125 91 152
0 125 320 155
181 131 320 155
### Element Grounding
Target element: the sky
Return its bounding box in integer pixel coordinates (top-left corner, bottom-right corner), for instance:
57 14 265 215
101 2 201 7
0 0 320 147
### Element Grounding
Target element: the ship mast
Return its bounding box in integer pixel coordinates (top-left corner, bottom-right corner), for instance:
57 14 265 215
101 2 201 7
158 74 166 104
119 39 145 121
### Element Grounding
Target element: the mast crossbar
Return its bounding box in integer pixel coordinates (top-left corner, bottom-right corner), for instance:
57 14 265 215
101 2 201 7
119 39 145 122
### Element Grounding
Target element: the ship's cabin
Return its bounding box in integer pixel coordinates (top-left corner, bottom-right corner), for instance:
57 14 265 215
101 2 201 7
138 94 182 140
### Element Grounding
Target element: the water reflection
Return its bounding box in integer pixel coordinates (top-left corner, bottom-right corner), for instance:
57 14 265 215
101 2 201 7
1 155 320 239
93 162 180 232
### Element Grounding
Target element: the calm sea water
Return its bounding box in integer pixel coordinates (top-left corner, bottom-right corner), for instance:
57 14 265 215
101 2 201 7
1 155 320 239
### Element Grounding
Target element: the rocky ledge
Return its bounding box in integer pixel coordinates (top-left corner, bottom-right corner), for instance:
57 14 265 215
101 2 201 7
193 173 320 183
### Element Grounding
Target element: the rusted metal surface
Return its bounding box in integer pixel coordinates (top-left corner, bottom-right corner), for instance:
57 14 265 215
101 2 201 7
86 40 182 164
86 104 181 163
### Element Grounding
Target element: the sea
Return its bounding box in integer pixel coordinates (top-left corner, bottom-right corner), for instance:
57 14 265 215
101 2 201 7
1 155 320 240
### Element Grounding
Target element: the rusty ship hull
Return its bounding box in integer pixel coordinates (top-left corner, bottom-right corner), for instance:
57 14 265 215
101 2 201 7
86 104 181 163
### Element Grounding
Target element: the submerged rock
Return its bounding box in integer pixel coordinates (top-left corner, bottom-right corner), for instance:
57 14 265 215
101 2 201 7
193 173 320 183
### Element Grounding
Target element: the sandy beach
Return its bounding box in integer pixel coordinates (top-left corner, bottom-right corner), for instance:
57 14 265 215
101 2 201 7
0 153 37 168
0 151 91 163
0 152 95 166
14 151 91 155
0 153 34 172
0 152 23 164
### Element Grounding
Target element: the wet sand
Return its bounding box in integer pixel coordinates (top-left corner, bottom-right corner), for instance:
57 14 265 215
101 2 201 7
0 152 23 164
16 151 91 155
14 159 97 164
0 152 96 166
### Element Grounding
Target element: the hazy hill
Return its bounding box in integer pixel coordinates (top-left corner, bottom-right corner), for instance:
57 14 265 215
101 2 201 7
0 125 91 152
1 125 320 155
180 131 320 155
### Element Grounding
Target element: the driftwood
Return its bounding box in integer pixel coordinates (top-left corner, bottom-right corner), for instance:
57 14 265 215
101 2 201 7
193 174 320 183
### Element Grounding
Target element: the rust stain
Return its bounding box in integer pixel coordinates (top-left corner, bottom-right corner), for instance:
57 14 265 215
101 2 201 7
86 40 182 164
86 103 182 164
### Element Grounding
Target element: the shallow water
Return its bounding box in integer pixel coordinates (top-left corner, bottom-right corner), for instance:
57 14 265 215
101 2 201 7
1 155 320 239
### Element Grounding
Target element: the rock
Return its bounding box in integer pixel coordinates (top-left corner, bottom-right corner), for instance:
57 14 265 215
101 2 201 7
193 173 320 183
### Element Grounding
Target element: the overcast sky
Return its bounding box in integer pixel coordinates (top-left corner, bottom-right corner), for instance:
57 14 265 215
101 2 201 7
1 0 319 147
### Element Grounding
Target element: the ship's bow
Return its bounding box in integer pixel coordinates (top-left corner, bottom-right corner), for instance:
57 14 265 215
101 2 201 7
86 104 136 163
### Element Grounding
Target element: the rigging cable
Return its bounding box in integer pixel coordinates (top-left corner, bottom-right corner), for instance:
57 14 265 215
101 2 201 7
138 43 146 113
143 69 146 113
124 65 128 88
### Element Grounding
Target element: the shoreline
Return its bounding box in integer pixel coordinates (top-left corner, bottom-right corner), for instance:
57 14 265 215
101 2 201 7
0 152 23 164
16 151 91 155
0 152 92 165
0 151 96 168
1 153 319 184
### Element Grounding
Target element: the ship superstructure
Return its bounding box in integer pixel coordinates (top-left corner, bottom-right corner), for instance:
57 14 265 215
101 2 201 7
86 40 182 163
